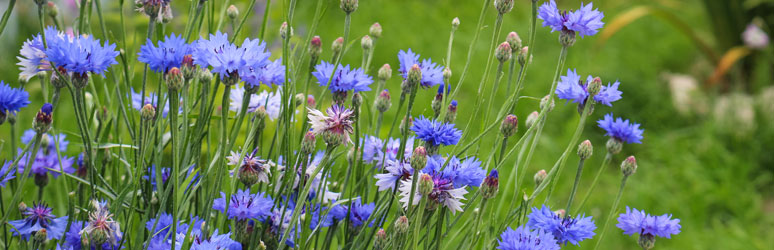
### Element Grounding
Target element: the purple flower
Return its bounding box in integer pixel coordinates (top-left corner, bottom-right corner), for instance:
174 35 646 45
80 200 123 246
240 58 286 87
228 85 281 120
212 189 274 220
374 160 413 191
348 199 375 228
617 207 681 238
0 161 16 187
142 165 171 190
399 171 469 214
424 155 485 188
362 136 414 168
307 105 355 144
16 139 76 178
313 61 373 93
742 23 769 49
145 213 206 250
9 202 68 241
138 33 193 73
497 226 560 250
310 204 348 229
191 230 241 250
411 116 462 146
538 0 604 37
597 113 644 144
397 49 444 88
527 205 596 246
0 81 31 116
44 26 119 76
193 32 273 84
555 69 622 106
17 29 57 81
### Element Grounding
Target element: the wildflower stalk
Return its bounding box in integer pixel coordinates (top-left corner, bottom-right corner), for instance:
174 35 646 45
470 198 488 248
400 84 420 211
0 0 15 38
577 152 612 210
461 12 503 143
1 133 40 223
594 175 629 250
410 198 427 250
482 61 505 130
167 89 180 250
565 158 585 215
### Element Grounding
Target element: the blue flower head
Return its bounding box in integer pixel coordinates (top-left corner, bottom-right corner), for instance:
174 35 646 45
65 220 122 250
497 226 560 250
191 230 241 250
17 130 76 178
556 69 622 107
0 81 31 116
348 199 375 228
411 116 462 146
240 58 286 87
9 202 69 241
310 204 347 229
397 49 444 88
0 161 16 187
18 28 57 81
313 61 373 93
597 113 644 144
424 155 485 188
212 189 274 220
527 205 596 246
138 33 193 73
44 26 119 76
617 207 681 238
538 0 605 37
194 33 273 84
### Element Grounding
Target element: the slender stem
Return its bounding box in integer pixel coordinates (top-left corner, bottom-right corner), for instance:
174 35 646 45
0 0 16 38
578 153 613 210
565 159 585 215
168 89 180 250
411 198 427 250
470 198 488 248
593 176 629 250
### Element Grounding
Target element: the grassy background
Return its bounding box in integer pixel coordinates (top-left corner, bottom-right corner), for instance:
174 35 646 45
0 0 773 249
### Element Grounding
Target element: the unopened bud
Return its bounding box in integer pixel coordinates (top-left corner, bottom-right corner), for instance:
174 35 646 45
280 22 293 40
33 228 47 244
340 0 358 14
332 37 344 56
559 30 577 47
374 228 388 250
378 64 392 81
400 116 413 136
361 35 373 51
506 32 522 52
481 169 499 199
443 68 452 83
418 173 433 196
533 169 547 187
444 100 458 124
181 55 196 80
452 17 460 30
500 114 518 138
18 202 28 214
518 46 530 66
351 93 363 107
45 2 58 18
34 103 53 133
376 90 391 113
587 77 602 97
309 36 322 62
198 69 213 84
410 146 427 170
606 138 623 155
407 64 422 89
369 23 382 39
227 5 239 19
621 156 637 177
141 104 156 121
294 93 305 108
394 216 409 234
307 95 316 107
525 111 539 129
495 0 514 14
166 67 184 91
239 165 259 187
33 174 48 188
540 95 554 112
638 233 656 250
577 140 593 160
301 131 316 154
495 42 512 62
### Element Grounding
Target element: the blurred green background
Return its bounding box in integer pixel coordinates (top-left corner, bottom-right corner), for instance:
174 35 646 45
1 0 773 249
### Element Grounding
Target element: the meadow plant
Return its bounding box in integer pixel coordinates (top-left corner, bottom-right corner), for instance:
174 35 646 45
0 0 683 249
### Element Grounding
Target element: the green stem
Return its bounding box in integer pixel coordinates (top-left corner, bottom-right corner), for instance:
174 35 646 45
0 0 16 38
578 153 613 210
565 158 585 215
593 176 629 250
168 89 180 250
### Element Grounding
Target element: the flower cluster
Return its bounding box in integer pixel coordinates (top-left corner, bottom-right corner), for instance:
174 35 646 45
527 205 597 246
497 226 559 250
397 49 444 88
538 0 605 37
229 85 282 120
213 189 274 221
361 135 414 168
193 31 283 87
0 81 31 117
44 26 119 76
16 129 76 178
556 69 622 106
616 207 681 238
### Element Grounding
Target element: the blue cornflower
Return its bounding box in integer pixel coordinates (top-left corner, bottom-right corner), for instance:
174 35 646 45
229 85 281 120
0 161 16 187
310 204 348 229
397 49 444 88
240 58 286 87
411 116 462 146
497 226 560 250
527 205 596 246
9 202 68 241
313 61 373 93
538 0 605 37
617 207 681 238
362 135 384 163
0 81 31 117
65 221 122 249
44 26 119 76
374 160 413 191
145 213 205 250
16 131 76 177
555 69 622 106
347 198 376 228
138 33 193 73
142 165 170 190
424 155 485 188
597 113 644 144
212 189 274 220
399 171 469 214
193 32 273 84
130 88 181 118
21 129 70 153
191 230 241 250
363 136 414 168
17 29 55 81
265 206 300 248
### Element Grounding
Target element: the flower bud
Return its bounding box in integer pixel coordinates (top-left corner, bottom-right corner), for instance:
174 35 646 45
621 155 637 177
410 146 427 170
443 67 452 83
35 173 49 188
444 100 458 124
495 0 514 14
227 5 239 20
280 22 293 40
141 104 156 121
533 169 547 187
340 0 358 14
525 111 539 129
418 173 433 196
500 114 518 138
399 116 413 136
33 228 47 245
18 202 28 214
407 64 422 89
332 91 348 105
181 55 197 80
452 17 460 30
495 42 512 63
34 103 53 133
309 36 322 62
394 215 409 234
301 131 316 154
518 46 530 66
72 72 89 89
506 32 521 52
638 233 656 250
376 90 391 113
239 165 259 187
294 93 305 108
332 37 344 58
369 23 382 39
199 69 213 85
378 64 392 81
577 140 593 160
374 228 388 250
559 30 577 47
166 67 184 91
481 169 499 199
606 138 623 155
352 93 363 108
587 76 602 97
46 2 58 18
540 95 554 112
255 106 268 122
361 35 373 51
307 95 316 107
